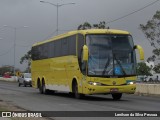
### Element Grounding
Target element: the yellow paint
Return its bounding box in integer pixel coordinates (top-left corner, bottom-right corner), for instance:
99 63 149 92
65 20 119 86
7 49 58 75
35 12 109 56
31 29 140 95
134 45 144 60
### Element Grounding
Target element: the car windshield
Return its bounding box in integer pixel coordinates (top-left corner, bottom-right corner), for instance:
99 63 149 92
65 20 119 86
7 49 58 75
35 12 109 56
24 73 31 78
86 34 136 77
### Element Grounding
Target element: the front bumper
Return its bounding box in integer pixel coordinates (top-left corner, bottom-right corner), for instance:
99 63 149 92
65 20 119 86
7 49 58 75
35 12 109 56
83 84 136 95
24 81 32 85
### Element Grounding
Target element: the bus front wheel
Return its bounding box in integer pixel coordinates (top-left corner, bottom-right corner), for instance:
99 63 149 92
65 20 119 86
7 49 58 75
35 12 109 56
111 93 122 100
73 81 84 99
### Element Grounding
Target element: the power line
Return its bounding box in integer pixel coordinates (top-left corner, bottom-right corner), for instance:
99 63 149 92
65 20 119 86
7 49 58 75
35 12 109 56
16 44 32 47
106 0 160 24
40 29 72 41
41 30 57 41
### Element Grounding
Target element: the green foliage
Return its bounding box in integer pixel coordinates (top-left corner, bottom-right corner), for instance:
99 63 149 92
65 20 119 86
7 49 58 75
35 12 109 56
136 62 152 75
77 21 108 30
77 22 92 30
153 63 160 73
140 10 160 62
140 10 160 47
20 50 31 72
0 66 13 76
93 21 106 29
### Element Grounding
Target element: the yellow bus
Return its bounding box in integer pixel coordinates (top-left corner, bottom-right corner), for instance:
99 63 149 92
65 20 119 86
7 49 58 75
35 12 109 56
31 29 144 100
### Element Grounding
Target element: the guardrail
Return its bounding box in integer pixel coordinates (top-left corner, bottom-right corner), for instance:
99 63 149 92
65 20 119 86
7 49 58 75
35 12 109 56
136 83 160 95
0 77 18 82
137 81 160 84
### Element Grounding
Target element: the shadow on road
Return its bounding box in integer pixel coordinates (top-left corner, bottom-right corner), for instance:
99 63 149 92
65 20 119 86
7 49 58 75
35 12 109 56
38 91 129 102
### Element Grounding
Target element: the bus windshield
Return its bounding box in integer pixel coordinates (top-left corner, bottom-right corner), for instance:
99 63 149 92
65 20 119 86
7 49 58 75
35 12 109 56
86 34 136 77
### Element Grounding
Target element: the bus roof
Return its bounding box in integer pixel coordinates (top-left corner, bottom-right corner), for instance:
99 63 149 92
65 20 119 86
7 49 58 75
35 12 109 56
32 29 130 47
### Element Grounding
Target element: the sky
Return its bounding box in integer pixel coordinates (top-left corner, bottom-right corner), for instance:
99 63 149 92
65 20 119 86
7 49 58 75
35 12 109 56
0 0 160 71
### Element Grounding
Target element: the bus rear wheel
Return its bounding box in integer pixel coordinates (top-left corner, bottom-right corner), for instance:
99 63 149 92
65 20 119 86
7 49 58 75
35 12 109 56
73 81 84 99
111 93 122 100
37 80 43 94
42 80 51 94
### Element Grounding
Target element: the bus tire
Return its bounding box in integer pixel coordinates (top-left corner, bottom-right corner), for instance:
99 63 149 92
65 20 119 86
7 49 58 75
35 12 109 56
37 80 43 94
42 80 50 94
73 81 84 99
111 93 122 100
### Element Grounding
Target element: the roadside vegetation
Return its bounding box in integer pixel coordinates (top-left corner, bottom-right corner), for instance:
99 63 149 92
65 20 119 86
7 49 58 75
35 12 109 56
139 10 160 73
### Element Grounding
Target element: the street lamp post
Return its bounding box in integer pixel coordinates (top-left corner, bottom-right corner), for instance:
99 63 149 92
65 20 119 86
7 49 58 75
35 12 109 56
3 25 28 80
40 1 75 35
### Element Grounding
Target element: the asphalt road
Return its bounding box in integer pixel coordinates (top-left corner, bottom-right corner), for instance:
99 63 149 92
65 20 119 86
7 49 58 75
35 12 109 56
0 80 160 120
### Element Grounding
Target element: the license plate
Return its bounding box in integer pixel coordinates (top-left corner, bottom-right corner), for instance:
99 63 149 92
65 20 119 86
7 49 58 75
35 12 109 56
110 88 119 92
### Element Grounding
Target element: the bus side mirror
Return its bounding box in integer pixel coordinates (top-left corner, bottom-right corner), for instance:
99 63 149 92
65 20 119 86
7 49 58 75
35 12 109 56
134 45 144 60
83 45 89 61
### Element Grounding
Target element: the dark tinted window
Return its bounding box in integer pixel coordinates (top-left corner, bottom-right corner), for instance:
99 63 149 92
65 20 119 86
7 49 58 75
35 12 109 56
31 46 39 60
78 34 84 58
41 44 48 59
32 35 77 61
61 38 69 56
54 40 61 57
68 35 76 55
48 41 54 58
77 34 85 74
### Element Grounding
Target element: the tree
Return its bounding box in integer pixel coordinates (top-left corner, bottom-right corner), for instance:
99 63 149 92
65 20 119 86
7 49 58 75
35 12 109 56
0 66 12 76
153 63 160 73
140 10 160 62
77 21 107 30
136 62 152 76
20 50 31 72
0 66 20 76
78 22 91 30
93 21 106 29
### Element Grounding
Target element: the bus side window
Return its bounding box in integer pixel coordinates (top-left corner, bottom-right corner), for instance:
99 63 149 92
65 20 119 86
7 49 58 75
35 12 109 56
77 34 85 74
61 38 69 56
54 40 62 57
48 41 55 58
68 35 76 55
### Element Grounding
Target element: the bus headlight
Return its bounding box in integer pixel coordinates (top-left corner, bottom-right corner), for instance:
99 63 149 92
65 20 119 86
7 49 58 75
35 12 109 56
127 80 135 85
88 81 102 86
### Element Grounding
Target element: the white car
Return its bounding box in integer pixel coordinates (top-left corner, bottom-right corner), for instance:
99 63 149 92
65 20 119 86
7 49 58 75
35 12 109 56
18 73 32 87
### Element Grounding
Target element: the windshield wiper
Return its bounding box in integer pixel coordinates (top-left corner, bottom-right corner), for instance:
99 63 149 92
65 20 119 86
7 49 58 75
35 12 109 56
113 54 126 76
102 57 110 75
